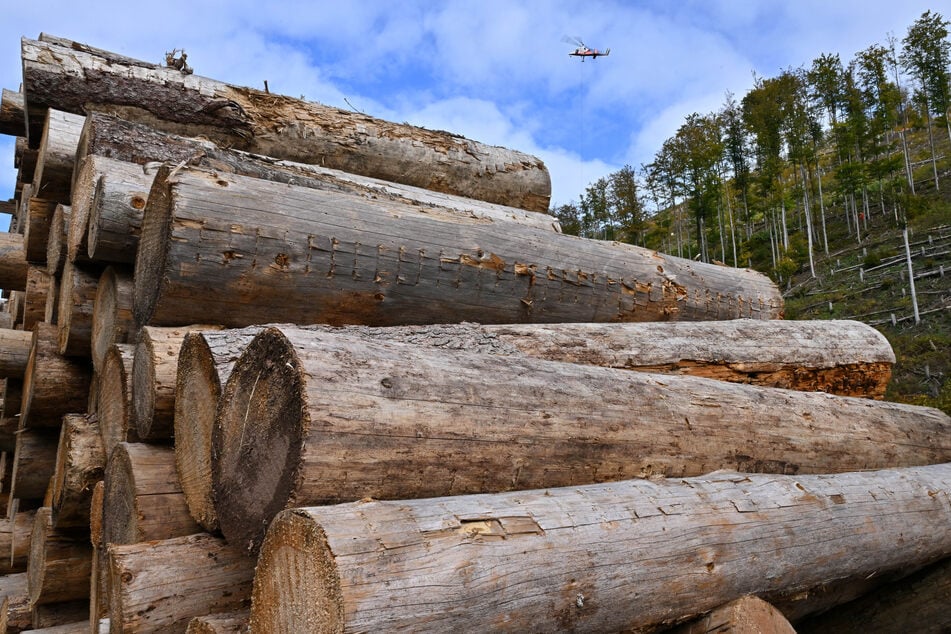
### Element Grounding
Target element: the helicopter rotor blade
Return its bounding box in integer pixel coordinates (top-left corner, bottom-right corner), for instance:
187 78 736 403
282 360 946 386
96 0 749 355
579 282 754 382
561 35 585 47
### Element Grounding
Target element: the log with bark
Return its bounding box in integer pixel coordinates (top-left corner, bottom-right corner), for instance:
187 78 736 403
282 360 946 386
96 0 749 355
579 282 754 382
56 260 100 358
44 204 68 276
135 166 782 328
101 443 200 547
90 266 133 372
27 507 92 606
0 88 25 137
0 232 29 292
9 430 58 502
248 463 951 633
31 110 83 203
23 37 552 212
0 572 31 632
20 323 91 429
107 532 254 634
23 198 56 263
96 344 136 459
0 327 33 378
133 325 220 441
185 611 249 634
213 326 951 551
22 266 52 332
49 414 104 530
667 595 796 634
0 509 35 574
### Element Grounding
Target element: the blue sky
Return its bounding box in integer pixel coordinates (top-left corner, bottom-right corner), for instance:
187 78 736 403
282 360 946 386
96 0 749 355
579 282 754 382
0 1 942 208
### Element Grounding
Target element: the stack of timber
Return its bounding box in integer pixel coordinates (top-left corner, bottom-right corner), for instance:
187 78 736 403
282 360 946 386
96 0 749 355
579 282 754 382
0 32 945 634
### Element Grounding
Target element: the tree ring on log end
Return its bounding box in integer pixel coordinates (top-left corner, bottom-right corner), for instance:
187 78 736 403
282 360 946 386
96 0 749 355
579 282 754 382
132 166 174 327
131 335 156 439
250 510 342 633
214 327 305 553
102 444 140 546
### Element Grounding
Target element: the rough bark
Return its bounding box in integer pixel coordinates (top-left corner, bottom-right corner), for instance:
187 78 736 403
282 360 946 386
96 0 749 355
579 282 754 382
45 204 68 276
0 88 25 137
0 509 35 574
0 232 28 292
90 266 133 372
31 110 84 203
133 325 220 441
248 464 951 633
214 326 951 552
23 266 52 332
56 260 100 357
0 327 33 378
21 323 91 429
101 443 200 547
107 533 254 634
796 557 951 634
76 113 560 237
10 430 58 501
185 611 249 634
135 166 782 328
27 507 92 606
49 414 104 530
23 198 57 263
0 573 31 633
23 37 552 211
667 595 796 634
96 344 136 459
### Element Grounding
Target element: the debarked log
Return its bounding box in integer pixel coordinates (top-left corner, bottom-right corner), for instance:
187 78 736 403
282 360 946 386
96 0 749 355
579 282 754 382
185 610 249 634
0 327 33 379
31 109 84 204
90 266 134 372
27 507 92 606
23 36 552 211
248 464 951 633
10 430 58 502
213 326 951 551
107 533 254 634
0 88 25 137
1 509 35 574
0 232 28 292
45 204 68 276
23 266 52 332
20 323 91 429
56 260 100 357
134 166 783 328
23 198 57 263
49 414 104 530
0 572 31 632
96 344 137 459
667 595 796 634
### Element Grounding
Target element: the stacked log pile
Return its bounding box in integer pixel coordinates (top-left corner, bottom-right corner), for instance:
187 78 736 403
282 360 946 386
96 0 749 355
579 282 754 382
0 33 946 633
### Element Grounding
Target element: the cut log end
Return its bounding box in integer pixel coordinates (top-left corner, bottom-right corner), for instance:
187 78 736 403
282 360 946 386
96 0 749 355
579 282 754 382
215 328 305 552
250 510 341 634
101 445 138 546
132 167 173 327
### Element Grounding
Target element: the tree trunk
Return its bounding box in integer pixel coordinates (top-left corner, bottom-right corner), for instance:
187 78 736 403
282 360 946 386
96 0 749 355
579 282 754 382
6 290 24 328
0 232 28 292
31 110 84 204
10 429 58 501
90 266 134 373
666 595 795 634
45 204 69 276
88 480 108 632
96 344 137 459
213 326 951 552
43 272 59 325
56 260 100 358
65 155 104 267
107 533 254 634
49 414 104 530
185 611 249 634
0 327 33 378
796 557 951 633
101 443 200 547
23 198 57 263
21 323 91 429
23 266 52 332
0 88 25 137
27 507 92 606
24 36 552 212
133 325 220 441
249 463 951 633
0 572 31 632
0 509 35 574
135 166 783 329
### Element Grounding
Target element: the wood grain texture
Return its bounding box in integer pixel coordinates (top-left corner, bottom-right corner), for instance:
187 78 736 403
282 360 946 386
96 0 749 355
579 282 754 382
0 327 33 378
82 156 155 265
56 260 99 358
96 344 137 460
44 204 69 276
22 266 52 332
0 509 35 574
23 198 57 263
0 88 25 137
249 464 951 633
31 109 84 204
90 266 133 372
26 507 92 606
10 430 58 501
49 414 104 530
185 610 249 634
667 595 796 634
0 232 28 292
21 323 91 428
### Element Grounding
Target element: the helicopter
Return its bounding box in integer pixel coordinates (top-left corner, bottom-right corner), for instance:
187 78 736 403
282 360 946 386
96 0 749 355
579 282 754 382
564 36 610 61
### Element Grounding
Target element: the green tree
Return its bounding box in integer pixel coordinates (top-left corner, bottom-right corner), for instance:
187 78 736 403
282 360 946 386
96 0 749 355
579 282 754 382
551 202 582 236
607 165 645 245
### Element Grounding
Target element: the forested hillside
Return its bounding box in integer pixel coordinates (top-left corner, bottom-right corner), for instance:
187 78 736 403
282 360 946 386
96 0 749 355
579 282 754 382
552 10 951 413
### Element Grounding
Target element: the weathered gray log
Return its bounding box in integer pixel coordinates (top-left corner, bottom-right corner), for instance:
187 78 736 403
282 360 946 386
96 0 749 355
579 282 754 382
0 232 29 292
21 323 91 429
90 266 133 372
45 204 68 276
97 344 137 459
108 533 254 634
10 430 58 501
213 326 951 551
248 463 951 633
84 159 154 264
795 557 951 634
133 325 220 441
668 595 796 634
0 327 33 378
49 414 104 530
135 166 782 328
0 572 31 632
64 156 101 266
185 611 249 634
102 443 200 547
0 509 35 574
56 260 99 357
0 88 25 137
31 110 84 203
22 266 52 332
23 198 57 263
23 37 552 211
27 507 91 606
